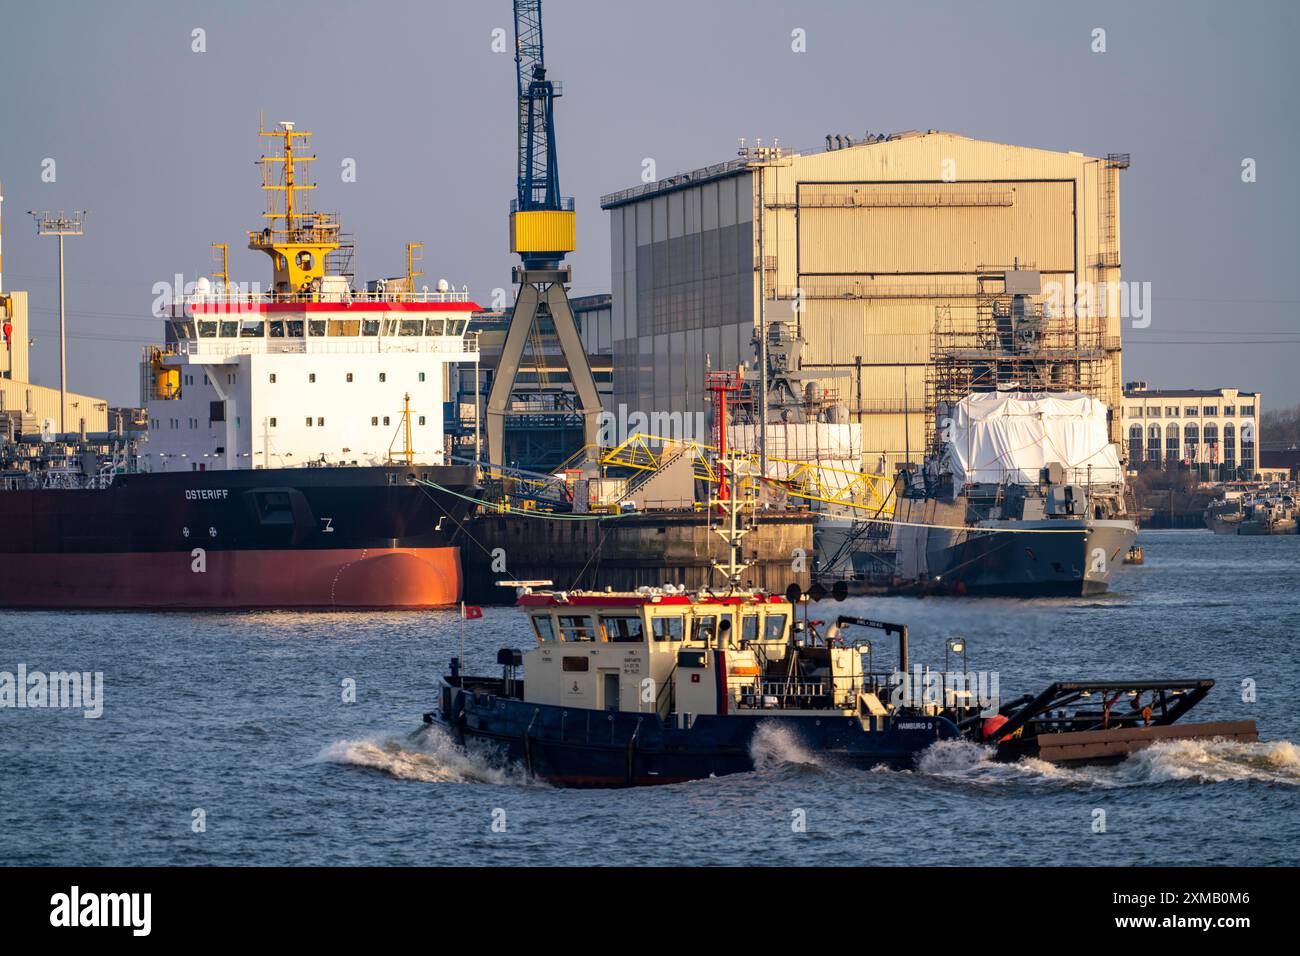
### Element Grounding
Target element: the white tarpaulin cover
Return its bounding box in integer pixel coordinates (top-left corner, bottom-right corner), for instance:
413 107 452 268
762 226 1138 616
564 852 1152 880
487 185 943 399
942 391 1122 492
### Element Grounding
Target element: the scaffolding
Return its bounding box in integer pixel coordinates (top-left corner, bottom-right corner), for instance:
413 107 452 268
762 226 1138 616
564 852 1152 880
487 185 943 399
927 267 1119 455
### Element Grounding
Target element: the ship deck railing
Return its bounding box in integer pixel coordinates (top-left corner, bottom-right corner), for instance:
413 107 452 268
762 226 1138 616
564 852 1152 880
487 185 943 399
178 289 473 309
157 337 479 358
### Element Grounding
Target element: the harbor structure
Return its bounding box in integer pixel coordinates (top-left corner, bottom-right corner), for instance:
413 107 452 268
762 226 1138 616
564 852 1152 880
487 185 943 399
0 182 109 435
458 294 614 470
600 131 1129 470
484 0 603 469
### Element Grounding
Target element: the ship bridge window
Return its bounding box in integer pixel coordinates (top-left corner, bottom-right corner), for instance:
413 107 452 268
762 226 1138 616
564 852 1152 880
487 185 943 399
309 320 326 337
651 616 684 643
286 320 304 337
269 321 285 338
531 615 556 643
763 613 789 643
328 319 360 336
740 614 759 644
557 614 596 642
220 321 238 338
197 321 218 338
399 320 423 337
601 615 645 643
692 614 719 644
426 319 446 337
362 319 380 336
240 320 264 338
383 319 401 336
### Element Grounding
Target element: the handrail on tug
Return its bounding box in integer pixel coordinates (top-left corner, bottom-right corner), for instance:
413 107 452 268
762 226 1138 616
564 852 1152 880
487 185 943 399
827 615 909 675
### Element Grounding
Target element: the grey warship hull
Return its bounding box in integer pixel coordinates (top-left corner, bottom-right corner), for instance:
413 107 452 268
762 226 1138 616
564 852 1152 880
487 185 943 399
917 518 1137 596
816 506 1137 597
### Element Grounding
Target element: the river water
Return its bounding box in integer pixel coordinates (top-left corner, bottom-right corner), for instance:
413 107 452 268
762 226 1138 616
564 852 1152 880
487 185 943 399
2 529 1297 866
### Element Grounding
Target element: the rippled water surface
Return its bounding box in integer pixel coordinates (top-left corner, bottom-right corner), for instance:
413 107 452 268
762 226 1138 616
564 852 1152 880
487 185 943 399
2 530 1297 866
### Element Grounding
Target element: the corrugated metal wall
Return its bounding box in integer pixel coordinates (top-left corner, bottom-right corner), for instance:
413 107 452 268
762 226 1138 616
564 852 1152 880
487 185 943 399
604 131 1125 469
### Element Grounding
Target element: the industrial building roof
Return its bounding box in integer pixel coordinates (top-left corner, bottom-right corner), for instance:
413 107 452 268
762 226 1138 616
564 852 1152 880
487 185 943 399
1124 389 1257 399
599 129 1108 210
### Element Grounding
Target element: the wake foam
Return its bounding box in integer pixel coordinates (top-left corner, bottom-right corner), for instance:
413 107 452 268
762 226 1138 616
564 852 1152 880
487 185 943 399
1111 738 1300 786
318 725 530 786
749 722 822 772
914 736 1300 789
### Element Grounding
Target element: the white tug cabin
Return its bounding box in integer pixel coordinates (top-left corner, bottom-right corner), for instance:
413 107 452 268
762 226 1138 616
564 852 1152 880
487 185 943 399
140 120 481 472
515 589 879 723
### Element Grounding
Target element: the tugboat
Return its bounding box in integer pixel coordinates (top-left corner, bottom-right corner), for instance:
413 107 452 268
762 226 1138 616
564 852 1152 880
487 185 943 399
427 451 1256 786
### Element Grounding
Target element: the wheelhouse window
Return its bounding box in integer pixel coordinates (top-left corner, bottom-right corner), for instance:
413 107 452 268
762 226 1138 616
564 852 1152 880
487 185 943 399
741 613 759 644
557 614 596 642
651 615 684 642
362 319 380 336
692 614 719 644
762 613 788 642
602 615 645 643
531 615 556 642
399 319 423 337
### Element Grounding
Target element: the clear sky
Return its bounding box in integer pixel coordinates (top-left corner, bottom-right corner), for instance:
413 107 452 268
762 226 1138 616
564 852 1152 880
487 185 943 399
1 0 1297 408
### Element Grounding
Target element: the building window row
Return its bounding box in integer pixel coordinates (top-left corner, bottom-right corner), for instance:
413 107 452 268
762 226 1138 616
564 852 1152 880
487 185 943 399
1126 404 1256 419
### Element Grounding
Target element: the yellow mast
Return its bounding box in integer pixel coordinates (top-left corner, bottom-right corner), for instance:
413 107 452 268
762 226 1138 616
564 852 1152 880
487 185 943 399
247 119 340 296
210 242 230 289
406 242 424 296
388 393 415 466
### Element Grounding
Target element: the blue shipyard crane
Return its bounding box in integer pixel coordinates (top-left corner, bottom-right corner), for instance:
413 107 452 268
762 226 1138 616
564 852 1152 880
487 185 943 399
486 0 602 468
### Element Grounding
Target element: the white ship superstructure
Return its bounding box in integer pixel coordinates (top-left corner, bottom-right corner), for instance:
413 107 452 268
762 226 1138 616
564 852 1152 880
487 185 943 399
142 121 480 472
144 289 479 471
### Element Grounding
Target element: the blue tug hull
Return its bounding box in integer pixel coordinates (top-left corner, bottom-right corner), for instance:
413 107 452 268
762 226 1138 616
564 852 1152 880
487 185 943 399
436 684 961 787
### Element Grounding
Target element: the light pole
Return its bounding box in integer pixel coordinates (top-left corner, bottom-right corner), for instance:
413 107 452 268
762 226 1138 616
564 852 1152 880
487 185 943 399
28 210 86 435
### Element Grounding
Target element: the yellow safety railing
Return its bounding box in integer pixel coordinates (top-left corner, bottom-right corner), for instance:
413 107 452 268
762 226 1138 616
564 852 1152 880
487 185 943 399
598 433 894 516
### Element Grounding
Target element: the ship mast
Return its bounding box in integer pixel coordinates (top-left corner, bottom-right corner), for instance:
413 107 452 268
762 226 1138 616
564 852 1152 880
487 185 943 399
706 367 755 590
709 451 754 590
247 119 340 296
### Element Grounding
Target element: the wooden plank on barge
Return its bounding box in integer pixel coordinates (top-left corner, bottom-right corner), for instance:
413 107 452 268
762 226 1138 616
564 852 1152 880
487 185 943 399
1035 720 1258 764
